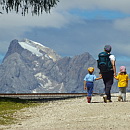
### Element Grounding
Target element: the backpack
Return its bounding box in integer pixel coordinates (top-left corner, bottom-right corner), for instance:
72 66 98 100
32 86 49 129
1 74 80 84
97 52 112 72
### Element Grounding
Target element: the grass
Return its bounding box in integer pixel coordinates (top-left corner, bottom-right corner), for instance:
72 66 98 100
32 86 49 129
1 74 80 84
0 97 39 125
0 96 81 126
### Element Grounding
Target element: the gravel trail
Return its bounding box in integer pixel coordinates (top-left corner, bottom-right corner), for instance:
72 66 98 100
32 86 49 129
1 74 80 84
1 93 130 130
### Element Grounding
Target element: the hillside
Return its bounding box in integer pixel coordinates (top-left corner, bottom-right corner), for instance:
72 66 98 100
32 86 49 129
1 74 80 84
0 39 129 93
0 39 104 93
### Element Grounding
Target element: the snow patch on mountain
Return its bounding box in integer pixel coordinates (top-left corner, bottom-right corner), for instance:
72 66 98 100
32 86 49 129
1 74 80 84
33 72 66 93
19 39 61 61
35 72 52 87
19 41 43 57
59 83 64 93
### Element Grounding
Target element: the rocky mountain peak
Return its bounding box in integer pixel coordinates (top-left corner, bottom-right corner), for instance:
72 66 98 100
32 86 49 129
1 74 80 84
19 39 61 61
4 39 61 63
0 39 121 93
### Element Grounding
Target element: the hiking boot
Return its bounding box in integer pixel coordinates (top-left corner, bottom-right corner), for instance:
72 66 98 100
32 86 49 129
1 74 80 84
87 97 91 103
118 96 122 102
103 95 107 103
106 100 112 103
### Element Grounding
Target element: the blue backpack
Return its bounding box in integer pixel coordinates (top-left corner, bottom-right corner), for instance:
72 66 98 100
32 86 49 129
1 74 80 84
97 52 112 72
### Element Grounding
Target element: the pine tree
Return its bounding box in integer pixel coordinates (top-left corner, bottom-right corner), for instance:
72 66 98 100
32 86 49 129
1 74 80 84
0 0 59 16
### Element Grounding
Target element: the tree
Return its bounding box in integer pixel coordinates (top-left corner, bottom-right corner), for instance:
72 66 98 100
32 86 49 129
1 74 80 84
0 0 59 16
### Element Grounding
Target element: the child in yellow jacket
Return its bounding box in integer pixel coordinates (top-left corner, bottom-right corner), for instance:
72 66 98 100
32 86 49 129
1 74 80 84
114 66 129 102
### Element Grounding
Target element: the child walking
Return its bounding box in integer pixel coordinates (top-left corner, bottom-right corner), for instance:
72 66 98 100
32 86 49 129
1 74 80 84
114 66 129 102
84 67 102 103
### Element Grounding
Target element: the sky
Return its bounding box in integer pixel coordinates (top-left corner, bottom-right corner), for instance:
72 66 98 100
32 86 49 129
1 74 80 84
0 0 130 73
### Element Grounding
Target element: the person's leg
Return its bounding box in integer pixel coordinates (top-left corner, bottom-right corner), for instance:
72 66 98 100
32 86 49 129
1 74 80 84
105 80 113 100
86 82 93 103
121 87 126 102
118 87 122 101
102 80 107 103
86 84 91 103
102 71 114 101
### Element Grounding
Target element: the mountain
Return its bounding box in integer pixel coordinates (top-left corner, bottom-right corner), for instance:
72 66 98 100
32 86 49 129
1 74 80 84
0 39 123 93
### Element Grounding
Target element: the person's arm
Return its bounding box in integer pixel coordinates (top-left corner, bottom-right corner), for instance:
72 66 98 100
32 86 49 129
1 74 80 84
109 54 116 76
111 60 116 76
84 80 87 90
114 76 118 80
95 74 102 80
126 75 129 87
114 74 119 80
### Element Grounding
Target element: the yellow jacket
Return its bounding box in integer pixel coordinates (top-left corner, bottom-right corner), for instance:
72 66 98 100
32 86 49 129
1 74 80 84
115 73 129 87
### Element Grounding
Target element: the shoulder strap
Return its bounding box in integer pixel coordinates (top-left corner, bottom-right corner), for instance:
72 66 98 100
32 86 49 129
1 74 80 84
101 51 111 55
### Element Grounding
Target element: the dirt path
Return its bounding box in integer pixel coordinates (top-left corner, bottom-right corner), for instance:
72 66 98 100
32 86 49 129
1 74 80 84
1 93 130 130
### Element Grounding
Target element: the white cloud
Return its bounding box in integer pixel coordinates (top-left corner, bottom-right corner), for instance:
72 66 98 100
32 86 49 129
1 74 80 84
1 0 130 31
112 43 130 57
1 0 130 30
1 0 130 72
57 0 130 13
114 18 130 31
0 7 73 55
0 9 69 28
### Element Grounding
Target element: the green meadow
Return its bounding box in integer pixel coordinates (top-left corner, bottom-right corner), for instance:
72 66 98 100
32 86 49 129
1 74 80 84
0 97 39 125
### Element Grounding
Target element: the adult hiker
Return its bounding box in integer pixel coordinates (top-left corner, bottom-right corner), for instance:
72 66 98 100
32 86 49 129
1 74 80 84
97 45 116 103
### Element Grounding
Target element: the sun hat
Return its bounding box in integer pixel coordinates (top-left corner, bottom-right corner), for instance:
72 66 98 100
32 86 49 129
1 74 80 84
120 66 126 72
104 45 112 52
88 67 94 73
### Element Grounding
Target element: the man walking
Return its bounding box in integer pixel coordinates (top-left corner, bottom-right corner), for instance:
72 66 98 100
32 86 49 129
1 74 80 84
97 45 116 103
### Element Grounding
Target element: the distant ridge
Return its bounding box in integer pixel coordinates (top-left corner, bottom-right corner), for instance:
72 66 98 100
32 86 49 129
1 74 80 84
0 39 124 93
